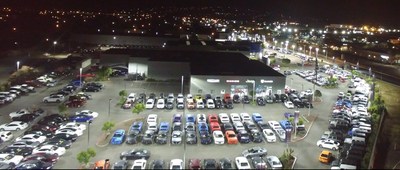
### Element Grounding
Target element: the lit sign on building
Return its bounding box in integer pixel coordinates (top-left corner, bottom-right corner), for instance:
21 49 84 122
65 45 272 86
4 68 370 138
226 80 240 83
261 79 273 83
207 79 220 83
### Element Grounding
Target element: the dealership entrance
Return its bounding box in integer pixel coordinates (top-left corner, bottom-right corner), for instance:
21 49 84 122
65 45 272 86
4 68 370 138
230 85 249 97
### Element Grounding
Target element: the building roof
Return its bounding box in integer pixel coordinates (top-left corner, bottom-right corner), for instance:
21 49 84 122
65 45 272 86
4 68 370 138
104 48 284 77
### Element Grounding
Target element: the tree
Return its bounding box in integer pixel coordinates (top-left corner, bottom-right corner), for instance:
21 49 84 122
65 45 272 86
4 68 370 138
77 148 96 168
96 67 113 81
58 104 68 117
279 148 295 169
314 90 322 98
119 90 127 98
132 103 145 115
102 121 115 136
282 58 291 64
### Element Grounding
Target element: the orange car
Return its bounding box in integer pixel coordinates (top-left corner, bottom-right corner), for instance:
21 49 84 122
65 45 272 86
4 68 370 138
319 150 335 164
93 159 110 169
225 130 238 144
210 122 221 132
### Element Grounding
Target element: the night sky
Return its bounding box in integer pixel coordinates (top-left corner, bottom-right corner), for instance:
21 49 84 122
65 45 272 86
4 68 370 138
1 0 399 27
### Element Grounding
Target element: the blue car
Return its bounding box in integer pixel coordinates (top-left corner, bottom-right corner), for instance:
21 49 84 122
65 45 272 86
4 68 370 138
252 113 263 123
130 121 143 134
110 129 126 145
69 115 93 122
198 122 209 133
279 120 292 130
186 114 195 123
172 113 182 123
159 122 169 132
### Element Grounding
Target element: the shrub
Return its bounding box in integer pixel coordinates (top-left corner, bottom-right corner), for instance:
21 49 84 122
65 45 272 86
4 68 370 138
279 148 295 169
314 90 322 97
282 58 291 64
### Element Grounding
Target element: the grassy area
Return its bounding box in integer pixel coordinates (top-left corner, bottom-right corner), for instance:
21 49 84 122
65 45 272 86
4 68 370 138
373 80 400 169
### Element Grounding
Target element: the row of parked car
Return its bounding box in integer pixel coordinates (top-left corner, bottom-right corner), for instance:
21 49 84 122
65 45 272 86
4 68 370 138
0 107 100 169
317 76 372 169
99 146 282 169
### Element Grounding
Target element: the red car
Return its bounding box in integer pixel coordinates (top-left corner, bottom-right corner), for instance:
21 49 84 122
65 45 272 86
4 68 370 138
210 122 221 132
22 153 59 163
76 73 96 78
31 124 58 133
208 114 218 123
65 99 86 108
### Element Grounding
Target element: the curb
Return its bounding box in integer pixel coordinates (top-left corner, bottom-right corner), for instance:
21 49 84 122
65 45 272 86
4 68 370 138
292 114 318 142
291 156 298 169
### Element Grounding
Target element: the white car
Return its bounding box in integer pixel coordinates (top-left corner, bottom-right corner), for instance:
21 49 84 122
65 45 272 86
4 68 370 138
266 156 283 169
239 113 251 122
230 113 241 122
267 121 282 131
43 94 65 103
275 129 286 141
147 114 158 124
127 93 136 102
131 159 147 169
170 159 183 170
196 100 205 109
156 99 165 109
56 128 83 136
235 156 251 170
0 131 13 142
33 145 66 156
76 110 99 118
316 139 340 150
0 153 24 165
145 99 155 109
0 121 28 131
262 129 277 143
213 131 225 144
186 94 193 99
60 122 87 131
197 114 207 123
147 122 158 132
233 121 245 132
9 109 31 119
16 134 46 143
218 113 230 123
206 99 215 109
284 101 294 109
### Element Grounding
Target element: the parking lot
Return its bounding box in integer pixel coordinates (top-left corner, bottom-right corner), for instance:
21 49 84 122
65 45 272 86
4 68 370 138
0 52 353 169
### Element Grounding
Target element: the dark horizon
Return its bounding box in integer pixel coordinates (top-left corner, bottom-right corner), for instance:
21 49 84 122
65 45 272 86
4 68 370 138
1 0 399 27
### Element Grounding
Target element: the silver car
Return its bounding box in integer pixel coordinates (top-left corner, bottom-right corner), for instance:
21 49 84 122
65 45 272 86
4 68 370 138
171 131 182 144
242 146 267 158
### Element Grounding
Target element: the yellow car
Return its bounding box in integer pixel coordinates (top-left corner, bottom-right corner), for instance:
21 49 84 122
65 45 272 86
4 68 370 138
319 150 335 164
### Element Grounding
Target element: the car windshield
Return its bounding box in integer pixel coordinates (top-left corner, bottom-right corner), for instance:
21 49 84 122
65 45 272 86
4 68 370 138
113 133 123 137
241 163 248 166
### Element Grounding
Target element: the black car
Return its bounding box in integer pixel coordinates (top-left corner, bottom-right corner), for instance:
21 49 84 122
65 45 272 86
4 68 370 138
250 129 263 143
237 130 251 143
82 86 101 92
186 131 197 145
42 137 72 149
15 160 53 170
232 94 241 103
242 95 250 104
150 160 165 169
257 121 271 130
86 82 103 89
24 130 54 138
0 147 33 157
0 162 14 169
224 100 234 109
165 101 174 110
244 121 258 132
280 94 288 102
137 93 146 104
205 94 212 100
12 114 39 122
148 93 156 99
251 156 268 169
203 159 218 169
141 130 155 145
52 133 78 142
293 99 305 108
111 160 129 169
126 132 141 145
120 149 150 160
303 101 314 108
199 131 213 145
256 97 266 106
273 94 281 103
110 70 127 77
43 114 68 122
155 131 168 145
221 123 234 133
214 97 223 109
219 158 233 169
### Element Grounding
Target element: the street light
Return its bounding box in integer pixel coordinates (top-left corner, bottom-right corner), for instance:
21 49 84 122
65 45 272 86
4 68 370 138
308 46 312 58
332 56 335 64
16 61 20 71
79 68 83 88
313 48 319 102
108 99 112 117
87 120 92 148
343 60 346 70
323 49 327 60
292 45 296 53
53 41 57 54
181 76 184 94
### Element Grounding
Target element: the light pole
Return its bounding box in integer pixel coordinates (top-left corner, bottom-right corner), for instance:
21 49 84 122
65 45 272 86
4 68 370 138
292 45 296 53
343 60 346 70
323 49 327 61
79 68 83 88
332 56 335 64
87 120 92 148
308 46 312 59
290 78 293 88
181 76 184 94
108 99 112 117
280 42 284 51
181 75 186 168
16 61 20 71
53 41 57 54
313 48 319 102
274 41 277 50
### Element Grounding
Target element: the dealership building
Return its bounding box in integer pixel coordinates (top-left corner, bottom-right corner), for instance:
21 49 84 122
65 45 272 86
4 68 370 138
99 48 286 97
